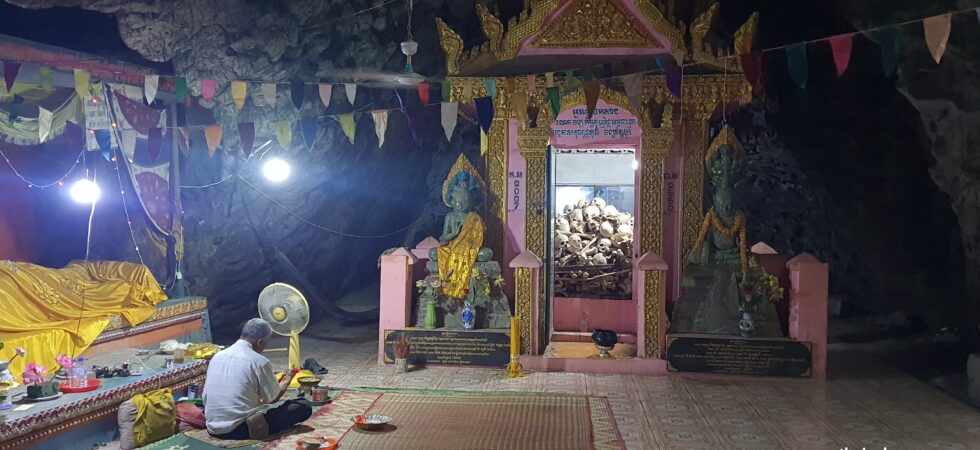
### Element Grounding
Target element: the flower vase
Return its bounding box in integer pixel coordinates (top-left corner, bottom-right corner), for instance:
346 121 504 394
461 302 475 330
738 312 754 338
394 358 407 373
424 302 437 329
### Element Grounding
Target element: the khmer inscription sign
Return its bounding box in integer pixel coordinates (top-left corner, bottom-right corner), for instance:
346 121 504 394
384 329 510 367
666 335 812 377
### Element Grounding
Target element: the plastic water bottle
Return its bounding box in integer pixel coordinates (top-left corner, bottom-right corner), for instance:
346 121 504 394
69 358 87 389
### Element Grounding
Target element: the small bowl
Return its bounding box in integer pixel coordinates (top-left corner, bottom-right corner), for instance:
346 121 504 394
296 376 321 387
352 414 391 431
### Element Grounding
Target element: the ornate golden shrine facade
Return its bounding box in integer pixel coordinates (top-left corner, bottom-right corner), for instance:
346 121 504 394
437 0 755 360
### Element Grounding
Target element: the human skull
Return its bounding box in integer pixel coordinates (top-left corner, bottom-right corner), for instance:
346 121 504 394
597 238 612 254
603 204 619 216
570 219 585 233
599 221 615 238
554 233 569 251
563 204 574 215
618 213 633 225
568 234 583 251
555 217 570 232
583 205 601 220
591 197 607 209
569 208 584 222
586 219 600 233
611 233 630 246
617 224 633 235
592 253 608 265
576 199 588 209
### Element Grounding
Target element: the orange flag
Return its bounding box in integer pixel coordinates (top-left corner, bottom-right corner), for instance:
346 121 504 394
231 81 247 109
205 124 222 156
923 14 952 64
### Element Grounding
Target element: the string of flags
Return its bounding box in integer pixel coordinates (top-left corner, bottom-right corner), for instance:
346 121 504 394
2 5 979 158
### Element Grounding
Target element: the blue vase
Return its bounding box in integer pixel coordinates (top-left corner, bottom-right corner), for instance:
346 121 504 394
461 302 475 330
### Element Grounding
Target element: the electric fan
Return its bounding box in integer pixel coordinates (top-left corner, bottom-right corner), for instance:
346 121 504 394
257 282 310 370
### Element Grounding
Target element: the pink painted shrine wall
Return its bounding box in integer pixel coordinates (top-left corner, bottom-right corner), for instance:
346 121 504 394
503 120 526 300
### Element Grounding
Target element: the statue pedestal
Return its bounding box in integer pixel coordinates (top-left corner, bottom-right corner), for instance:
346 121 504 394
416 261 512 330
671 264 781 337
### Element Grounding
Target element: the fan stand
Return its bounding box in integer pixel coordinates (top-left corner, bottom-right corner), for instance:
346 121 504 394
288 333 301 370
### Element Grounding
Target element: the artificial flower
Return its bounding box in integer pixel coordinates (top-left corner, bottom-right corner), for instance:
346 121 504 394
56 354 73 369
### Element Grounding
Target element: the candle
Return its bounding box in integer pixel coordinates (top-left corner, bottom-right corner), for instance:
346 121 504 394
510 316 520 357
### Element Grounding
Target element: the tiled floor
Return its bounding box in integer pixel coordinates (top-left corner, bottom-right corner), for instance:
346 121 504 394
269 334 980 450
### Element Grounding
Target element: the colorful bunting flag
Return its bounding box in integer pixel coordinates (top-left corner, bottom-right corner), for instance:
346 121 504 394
318 83 332 108
828 34 854 77
418 82 430 104
878 26 900 76
3 61 20 92
372 110 388 147
666 66 682 98
546 86 560 118
527 75 537 93
483 78 497 98
480 129 488 155
475 96 494 135
7 95 23 124
38 106 53 142
338 113 356 144
923 14 952 64
94 130 112 159
231 80 247 109
121 130 136 156
441 102 458 141
739 53 764 94
344 83 357 105
786 43 809 89
583 80 600 119
441 81 451 102
74 69 91 98
545 72 555 87
275 120 292 150
564 70 579 91
301 117 318 150
291 78 305 109
147 127 162 162
204 124 222 155
200 79 217 101
144 74 159 104
262 83 277 107
39 67 53 92
239 122 255 159
175 77 187 103
622 73 644 114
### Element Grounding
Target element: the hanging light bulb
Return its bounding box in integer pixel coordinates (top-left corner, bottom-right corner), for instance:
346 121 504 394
262 158 291 183
70 179 101 203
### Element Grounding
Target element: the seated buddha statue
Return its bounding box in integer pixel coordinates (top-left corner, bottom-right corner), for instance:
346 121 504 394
428 155 493 299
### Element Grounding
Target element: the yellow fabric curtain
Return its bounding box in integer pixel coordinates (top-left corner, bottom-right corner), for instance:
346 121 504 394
0 260 167 377
437 213 484 299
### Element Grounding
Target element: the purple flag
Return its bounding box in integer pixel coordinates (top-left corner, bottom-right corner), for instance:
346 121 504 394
3 61 20 92
666 66 682 99
147 127 162 163
474 96 494 134
239 122 255 159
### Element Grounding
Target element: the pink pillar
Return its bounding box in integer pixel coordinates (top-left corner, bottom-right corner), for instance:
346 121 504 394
787 253 829 380
636 252 668 358
378 248 418 364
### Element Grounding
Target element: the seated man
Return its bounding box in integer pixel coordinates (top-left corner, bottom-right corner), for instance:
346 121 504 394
203 318 312 439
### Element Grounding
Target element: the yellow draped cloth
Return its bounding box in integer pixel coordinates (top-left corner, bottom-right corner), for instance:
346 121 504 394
0 260 167 377
437 213 484 299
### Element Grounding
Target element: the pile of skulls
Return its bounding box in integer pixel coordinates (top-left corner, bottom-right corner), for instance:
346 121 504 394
554 197 634 268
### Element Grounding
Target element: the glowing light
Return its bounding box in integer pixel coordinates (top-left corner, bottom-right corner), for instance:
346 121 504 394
632 159 639 170
262 158 291 183
70 179 101 204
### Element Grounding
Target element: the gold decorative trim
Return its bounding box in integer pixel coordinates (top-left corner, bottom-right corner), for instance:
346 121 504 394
734 12 760 56
680 122 708 260
633 0 686 62
520 132 548 355
643 270 662 357
435 18 464 75
689 3 719 58
476 4 505 56
557 84 651 129
441 154 486 206
531 0 662 49
704 124 744 164
103 298 208 332
514 267 533 355
500 0 562 60
484 119 509 266
639 130 671 258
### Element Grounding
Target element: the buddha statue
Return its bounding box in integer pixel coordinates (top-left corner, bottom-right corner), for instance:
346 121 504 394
428 155 493 299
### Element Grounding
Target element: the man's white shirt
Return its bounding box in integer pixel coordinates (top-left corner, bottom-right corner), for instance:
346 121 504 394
202 340 280 434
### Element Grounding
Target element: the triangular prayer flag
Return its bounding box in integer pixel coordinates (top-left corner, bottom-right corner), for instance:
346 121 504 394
583 80 600 119
622 73 644 114
441 102 458 141
666 66 682 98
475 96 494 134
460 78 474 104
204 124 222 155
147 127 162 163
338 113 356 144
275 120 292 150
121 129 136 156
301 117 318 150
828 34 854 77
3 61 20 92
65 121 84 151
144 74 159 104
786 43 809 89
262 83 277 107
344 83 357 105
74 69 91 98
175 77 187 103
200 79 217 101
39 67 53 92
527 75 537 93
480 129 488 155
7 95 23 124
739 53 764 94
371 110 388 147
418 82 430 104
923 14 952 64
878 26 900 77
545 72 555 87
318 83 332 108
94 130 112 156
38 106 53 142
546 86 560 118
291 78 305 109
231 80 247 109
483 78 497 98
564 70 579 91
441 81 451 101
239 122 255 159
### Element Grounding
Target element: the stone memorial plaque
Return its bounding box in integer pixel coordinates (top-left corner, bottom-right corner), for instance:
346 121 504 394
666 335 812 377
384 329 510 367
